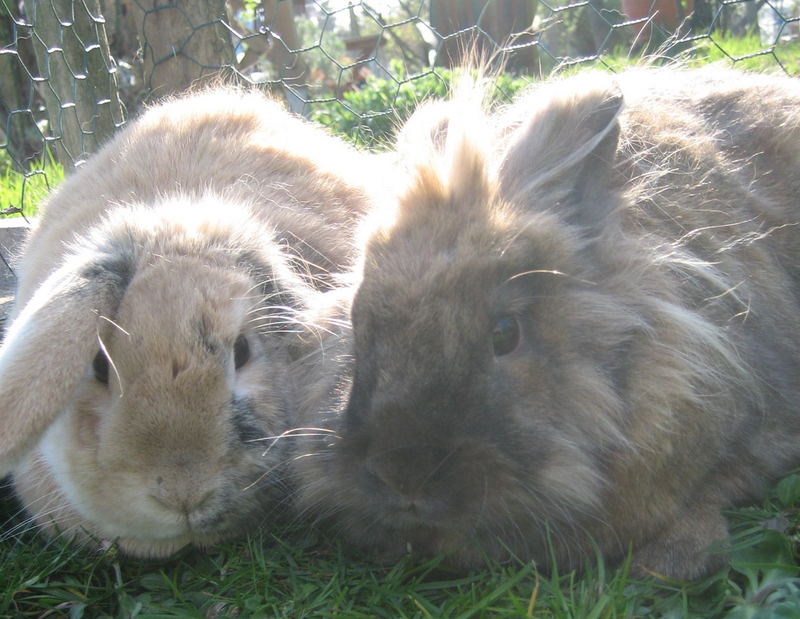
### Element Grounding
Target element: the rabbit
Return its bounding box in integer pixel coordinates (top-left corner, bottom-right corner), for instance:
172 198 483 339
0 87 389 558
290 66 800 581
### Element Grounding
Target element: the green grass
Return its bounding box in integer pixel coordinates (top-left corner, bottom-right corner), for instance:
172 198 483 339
547 32 800 77
2 473 799 617
0 148 64 219
689 32 800 76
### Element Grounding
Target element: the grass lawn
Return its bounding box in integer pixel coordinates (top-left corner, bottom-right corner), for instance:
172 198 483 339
0 149 63 220
2 474 800 617
577 32 800 76
690 32 800 76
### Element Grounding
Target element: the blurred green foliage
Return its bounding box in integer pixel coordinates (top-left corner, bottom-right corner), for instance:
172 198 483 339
310 60 533 148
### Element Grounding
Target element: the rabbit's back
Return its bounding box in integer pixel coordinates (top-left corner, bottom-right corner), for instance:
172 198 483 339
18 89 385 306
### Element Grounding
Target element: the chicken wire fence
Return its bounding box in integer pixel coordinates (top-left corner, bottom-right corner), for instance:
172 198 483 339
0 0 799 312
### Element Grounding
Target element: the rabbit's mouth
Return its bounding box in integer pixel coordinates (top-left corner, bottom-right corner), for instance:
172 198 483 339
16 448 249 559
111 527 234 559
364 497 488 555
376 504 431 531
352 512 490 566
102 501 253 558
369 490 466 531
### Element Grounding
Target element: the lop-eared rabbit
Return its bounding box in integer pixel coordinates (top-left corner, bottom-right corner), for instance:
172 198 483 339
0 88 387 557
292 67 800 580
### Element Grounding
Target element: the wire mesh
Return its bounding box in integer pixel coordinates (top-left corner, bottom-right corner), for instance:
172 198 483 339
0 0 799 314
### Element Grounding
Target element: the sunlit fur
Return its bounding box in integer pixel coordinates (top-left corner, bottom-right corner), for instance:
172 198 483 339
0 88 389 557
292 66 800 580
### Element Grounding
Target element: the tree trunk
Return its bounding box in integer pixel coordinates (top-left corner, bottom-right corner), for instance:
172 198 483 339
429 0 538 73
0 1 44 168
23 0 124 168
691 0 713 30
587 0 624 55
130 0 236 100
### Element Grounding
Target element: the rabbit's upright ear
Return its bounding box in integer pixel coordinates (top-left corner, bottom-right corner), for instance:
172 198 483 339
497 74 624 228
396 73 489 158
0 251 131 475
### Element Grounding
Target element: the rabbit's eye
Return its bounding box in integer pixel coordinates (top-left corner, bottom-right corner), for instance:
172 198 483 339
93 350 109 384
234 334 250 370
492 315 521 357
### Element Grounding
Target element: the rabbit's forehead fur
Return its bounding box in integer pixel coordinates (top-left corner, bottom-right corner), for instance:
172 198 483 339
356 136 581 363
105 260 250 442
111 258 248 371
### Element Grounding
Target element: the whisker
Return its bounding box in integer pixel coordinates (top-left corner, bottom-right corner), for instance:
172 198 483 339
505 269 596 287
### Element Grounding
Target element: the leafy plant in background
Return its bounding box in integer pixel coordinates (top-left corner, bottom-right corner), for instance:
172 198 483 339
690 32 800 75
310 59 532 147
722 473 800 617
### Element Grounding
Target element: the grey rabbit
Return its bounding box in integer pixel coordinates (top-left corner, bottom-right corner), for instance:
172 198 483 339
291 66 800 580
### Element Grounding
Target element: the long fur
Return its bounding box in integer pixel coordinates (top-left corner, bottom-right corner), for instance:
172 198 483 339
291 66 800 580
0 87 388 557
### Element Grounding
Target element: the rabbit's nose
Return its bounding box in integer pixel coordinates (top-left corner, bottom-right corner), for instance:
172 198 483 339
364 459 413 499
149 475 217 515
363 445 450 506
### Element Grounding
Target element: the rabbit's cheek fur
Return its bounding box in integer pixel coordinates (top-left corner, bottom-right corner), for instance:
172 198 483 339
335 279 651 567
334 305 609 564
32 387 207 542
20 355 288 555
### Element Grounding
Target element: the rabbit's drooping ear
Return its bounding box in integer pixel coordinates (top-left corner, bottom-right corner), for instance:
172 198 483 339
0 252 130 475
497 75 624 227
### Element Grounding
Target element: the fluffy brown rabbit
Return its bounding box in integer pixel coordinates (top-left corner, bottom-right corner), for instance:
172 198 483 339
0 88 387 557
292 66 800 580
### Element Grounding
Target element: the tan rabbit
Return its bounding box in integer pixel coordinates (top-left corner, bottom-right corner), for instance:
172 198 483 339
0 87 387 557
291 66 800 580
